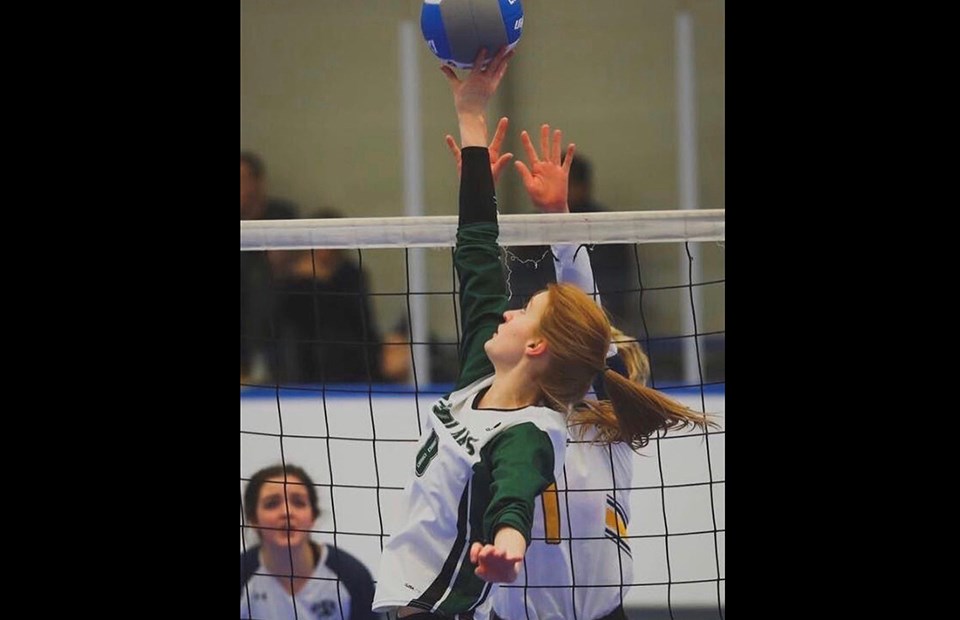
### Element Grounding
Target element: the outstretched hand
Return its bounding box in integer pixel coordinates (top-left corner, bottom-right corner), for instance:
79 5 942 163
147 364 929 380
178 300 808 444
440 47 514 120
445 117 514 183
470 542 522 583
514 124 575 213
441 47 514 148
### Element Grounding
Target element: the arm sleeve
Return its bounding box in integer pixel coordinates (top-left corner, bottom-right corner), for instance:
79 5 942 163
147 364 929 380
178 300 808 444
482 423 557 545
459 146 498 227
551 243 600 308
454 147 506 390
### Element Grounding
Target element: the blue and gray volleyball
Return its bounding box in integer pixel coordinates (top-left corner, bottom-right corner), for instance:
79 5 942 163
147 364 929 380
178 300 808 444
421 0 524 70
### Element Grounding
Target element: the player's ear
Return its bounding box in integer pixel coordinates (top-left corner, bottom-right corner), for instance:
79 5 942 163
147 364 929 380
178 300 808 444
525 339 547 357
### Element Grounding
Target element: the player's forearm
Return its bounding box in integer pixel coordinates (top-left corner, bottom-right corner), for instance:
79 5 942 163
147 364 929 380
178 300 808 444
458 147 497 227
453 146 503 388
458 113 488 148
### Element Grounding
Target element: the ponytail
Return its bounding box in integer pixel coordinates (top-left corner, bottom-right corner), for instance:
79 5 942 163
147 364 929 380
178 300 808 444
571 369 716 450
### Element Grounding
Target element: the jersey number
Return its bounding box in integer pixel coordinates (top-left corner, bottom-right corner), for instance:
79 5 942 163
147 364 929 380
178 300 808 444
541 483 561 544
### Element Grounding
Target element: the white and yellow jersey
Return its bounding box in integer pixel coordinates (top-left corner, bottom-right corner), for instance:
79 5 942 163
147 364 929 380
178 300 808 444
490 424 633 620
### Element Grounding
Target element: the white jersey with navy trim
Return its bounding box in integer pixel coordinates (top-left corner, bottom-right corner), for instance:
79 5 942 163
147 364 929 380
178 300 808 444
240 543 373 620
372 374 568 616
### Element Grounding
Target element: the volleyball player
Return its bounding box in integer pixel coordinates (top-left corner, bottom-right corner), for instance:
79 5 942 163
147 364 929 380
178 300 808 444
241 464 378 620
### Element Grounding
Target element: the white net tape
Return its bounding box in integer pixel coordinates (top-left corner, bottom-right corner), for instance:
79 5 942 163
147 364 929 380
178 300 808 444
240 210 725 251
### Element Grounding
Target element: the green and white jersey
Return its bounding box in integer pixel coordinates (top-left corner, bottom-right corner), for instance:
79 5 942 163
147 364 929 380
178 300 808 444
491 425 634 620
372 374 567 616
373 150 569 617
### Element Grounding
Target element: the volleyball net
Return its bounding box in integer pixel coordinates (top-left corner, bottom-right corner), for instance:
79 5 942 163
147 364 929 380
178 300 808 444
240 210 725 616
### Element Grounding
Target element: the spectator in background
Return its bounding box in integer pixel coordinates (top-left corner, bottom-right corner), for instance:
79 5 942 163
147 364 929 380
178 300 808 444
241 151 299 383
241 464 380 620
241 151 299 221
268 208 383 384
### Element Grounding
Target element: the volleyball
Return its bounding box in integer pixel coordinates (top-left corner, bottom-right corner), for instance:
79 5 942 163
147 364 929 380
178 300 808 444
420 0 524 70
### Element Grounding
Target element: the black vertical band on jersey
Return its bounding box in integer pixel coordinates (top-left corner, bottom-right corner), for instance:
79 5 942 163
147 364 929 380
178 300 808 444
414 484 473 610
459 147 497 227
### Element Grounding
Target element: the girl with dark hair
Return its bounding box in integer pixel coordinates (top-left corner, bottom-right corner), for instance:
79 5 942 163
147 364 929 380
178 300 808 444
241 464 379 620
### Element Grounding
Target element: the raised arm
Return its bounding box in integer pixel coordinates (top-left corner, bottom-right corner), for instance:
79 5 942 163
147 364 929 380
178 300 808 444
443 47 515 390
515 123 626 399
511 123 600 304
